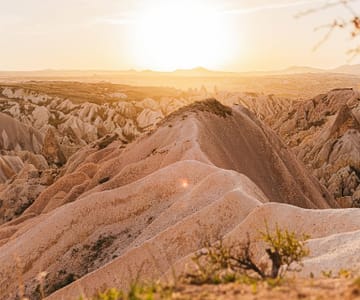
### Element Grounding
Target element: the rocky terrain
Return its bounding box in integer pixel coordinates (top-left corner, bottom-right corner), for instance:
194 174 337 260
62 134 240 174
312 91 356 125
0 82 192 225
0 81 360 299
268 88 360 208
214 87 360 208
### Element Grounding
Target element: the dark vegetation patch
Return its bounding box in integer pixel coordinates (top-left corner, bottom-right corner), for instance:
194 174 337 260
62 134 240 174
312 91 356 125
160 98 232 125
45 272 77 296
123 131 136 143
350 166 360 180
331 88 353 92
48 114 65 128
0 99 16 111
184 99 232 118
97 133 119 149
91 234 116 254
82 234 117 269
98 177 110 184
14 198 35 216
308 119 326 128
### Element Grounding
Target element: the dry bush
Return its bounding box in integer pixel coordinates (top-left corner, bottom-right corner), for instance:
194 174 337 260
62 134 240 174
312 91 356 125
182 224 310 285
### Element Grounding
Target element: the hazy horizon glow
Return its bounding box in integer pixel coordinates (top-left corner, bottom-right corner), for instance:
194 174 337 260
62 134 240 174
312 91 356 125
131 1 238 71
0 0 359 72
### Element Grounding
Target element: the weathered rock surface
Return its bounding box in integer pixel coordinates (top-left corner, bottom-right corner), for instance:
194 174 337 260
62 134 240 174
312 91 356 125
0 81 360 300
0 100 340 300
269 88 360 207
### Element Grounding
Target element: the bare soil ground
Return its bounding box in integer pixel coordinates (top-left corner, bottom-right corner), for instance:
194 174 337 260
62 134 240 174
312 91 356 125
162 278 360 300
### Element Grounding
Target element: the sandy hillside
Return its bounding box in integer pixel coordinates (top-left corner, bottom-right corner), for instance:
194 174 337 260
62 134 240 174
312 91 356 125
1 99 358 300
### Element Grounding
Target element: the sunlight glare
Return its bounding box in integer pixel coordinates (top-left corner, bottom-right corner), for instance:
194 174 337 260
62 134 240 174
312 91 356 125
133 0 236 71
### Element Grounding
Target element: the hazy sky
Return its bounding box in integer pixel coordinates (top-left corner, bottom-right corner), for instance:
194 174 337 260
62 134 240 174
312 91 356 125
0 0 359 71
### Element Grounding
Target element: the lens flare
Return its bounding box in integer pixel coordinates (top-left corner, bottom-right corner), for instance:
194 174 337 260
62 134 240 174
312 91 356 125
181 179 189 188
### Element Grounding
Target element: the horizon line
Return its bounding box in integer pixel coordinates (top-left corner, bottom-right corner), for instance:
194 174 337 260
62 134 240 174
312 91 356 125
0 64 358 75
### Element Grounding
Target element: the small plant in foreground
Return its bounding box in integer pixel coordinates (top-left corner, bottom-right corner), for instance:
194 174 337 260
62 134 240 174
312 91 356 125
321 270 333 278
261 223 310 278
79 282 174 300
94 288 123 300
128 282 174 300
338 269 353 279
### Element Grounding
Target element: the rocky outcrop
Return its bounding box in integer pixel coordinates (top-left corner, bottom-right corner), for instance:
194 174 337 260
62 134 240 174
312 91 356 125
136 109 164 129
32 106 50 130
269 88 360 207
0 164 55 225
42 128 66 167
0 112 47 184
0 82 194 188
0 83 192 157
0 112 43 153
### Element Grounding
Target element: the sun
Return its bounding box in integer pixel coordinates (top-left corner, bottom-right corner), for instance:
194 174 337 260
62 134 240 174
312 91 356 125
132 0 235 71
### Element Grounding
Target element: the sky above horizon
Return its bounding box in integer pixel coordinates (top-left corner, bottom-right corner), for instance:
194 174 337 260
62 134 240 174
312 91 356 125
0 0 360 72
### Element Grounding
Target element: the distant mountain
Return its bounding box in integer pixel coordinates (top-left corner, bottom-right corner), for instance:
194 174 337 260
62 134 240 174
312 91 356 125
281 65 325 74
280 64 360 75
332 64 360 75
243 64 360 76
237 66 326 76
1 64 360 79
173 66 212 74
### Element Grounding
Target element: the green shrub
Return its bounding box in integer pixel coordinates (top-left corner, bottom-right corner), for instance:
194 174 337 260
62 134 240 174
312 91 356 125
183 223 310 285
260 223 310 278
80 282 174 300
94 288 123 300
321 270 333 278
